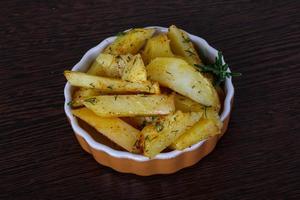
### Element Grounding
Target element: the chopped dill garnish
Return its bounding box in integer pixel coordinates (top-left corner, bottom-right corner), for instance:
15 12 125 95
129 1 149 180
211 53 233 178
84 97 98 105
185 49 196 56
202 105 212 118
151 116 158 121
182 37 191 43
89 83 95 88
146 85 151 91
155 122 164 132
166 71 173 76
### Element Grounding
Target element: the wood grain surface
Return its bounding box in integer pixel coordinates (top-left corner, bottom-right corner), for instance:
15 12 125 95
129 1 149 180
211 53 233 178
1 0 299 199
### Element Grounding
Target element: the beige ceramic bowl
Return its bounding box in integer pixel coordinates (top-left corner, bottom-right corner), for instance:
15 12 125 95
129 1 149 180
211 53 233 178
64 26 234 176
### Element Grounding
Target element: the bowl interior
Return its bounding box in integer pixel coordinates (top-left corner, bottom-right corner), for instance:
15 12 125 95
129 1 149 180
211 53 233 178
64 26 234 161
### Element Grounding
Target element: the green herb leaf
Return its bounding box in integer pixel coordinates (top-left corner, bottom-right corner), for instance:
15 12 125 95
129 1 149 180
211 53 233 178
89 83 95 88
194 52 242 86
185 49 196 56
67 101 73 106
166 71 173 76
84 97 98 105
182 37 191 43
144 135 150 141
146 85 151 92
116 31 126 37
141 120 148 128
151 116 158 121
202 105 211 118
171 130 179 133
155 122 164 132
132 57 137 65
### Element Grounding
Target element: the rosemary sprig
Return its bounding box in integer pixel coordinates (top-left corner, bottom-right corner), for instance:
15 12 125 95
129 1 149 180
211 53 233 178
194 52 241 86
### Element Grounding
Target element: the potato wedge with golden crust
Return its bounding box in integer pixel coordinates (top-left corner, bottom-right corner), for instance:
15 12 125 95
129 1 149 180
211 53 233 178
141 111 202 158
122 116 159 129
88 53 115 76
71 88 101 107
104 28 155 55
122 54 147 82
71 54 134 107
170 109 222 150
146 57 220 108
174 93 220 113
72 108 140 153
170 118 221 150
64 70 160 94
89 53 134 78
142 34 174 64
167 25 202 65
83 94 175 117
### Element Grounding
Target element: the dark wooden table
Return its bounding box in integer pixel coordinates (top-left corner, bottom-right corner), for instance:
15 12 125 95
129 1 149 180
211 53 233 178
1 1 299 199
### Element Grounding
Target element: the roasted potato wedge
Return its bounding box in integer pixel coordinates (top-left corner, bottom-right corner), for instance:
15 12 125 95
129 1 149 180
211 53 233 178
72 108 140 153
170 109 222 150
167 25 202 65
71 53 111 108
174 95 222 128
83 94 175 117
202 109 223 129
122 54 147 82
89 53 133 78
170 118 221 150
142 34 174 64
121 116 159 129
88 53 115 76
141 111 202 158
71 54 134 107
71 88 101 107
174 93 220 113
64 71 160 94
147 57 220 108
104 28 155 55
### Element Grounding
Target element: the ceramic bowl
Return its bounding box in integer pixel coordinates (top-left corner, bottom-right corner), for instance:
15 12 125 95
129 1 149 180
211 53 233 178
64 26 234 176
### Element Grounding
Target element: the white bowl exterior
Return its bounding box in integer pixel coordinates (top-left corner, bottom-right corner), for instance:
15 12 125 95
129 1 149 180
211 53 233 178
64 26 234 162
